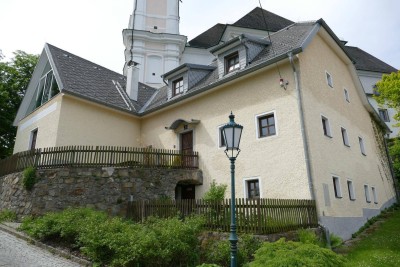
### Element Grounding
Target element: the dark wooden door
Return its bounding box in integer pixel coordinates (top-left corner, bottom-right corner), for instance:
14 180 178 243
181 185 195 199
181 131 193 167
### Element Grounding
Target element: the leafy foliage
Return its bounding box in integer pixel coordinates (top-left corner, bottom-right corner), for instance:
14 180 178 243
297 228 322 246
375 71 400 124
246 238 346 267
20 207 205 266
0 209 17 222
203 180 227 202
0 51 39 158
22 166 36 191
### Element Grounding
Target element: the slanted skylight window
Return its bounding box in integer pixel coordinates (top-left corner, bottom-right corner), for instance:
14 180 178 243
34 70 60 109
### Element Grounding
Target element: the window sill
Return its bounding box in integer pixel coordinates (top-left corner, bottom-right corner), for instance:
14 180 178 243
324 134 333 138
335 196 343 199
366 201 371 203
361 153 367 156
374 202 378 204
350 199 356 201
344 144 350 148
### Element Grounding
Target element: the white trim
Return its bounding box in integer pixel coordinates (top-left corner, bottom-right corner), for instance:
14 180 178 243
332 175 342 198
20 102 58 131
255 110 278 140
325 70 333 88
347 179 356 200
321 114 332 137
243 176 262 199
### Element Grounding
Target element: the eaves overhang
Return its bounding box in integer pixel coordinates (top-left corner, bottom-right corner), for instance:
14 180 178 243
165 119 200 130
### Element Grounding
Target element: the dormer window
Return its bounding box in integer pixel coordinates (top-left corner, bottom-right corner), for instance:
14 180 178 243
173 78 184 96
225 52 239 74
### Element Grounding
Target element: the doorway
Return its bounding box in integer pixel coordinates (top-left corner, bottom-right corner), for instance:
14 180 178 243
180 131 193 167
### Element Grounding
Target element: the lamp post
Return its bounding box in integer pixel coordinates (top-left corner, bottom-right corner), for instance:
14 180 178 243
221 112 243 267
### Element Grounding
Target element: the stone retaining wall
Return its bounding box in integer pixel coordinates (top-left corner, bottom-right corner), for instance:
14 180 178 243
0 167 202 217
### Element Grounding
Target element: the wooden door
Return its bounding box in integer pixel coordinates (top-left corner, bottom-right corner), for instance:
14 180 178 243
181 131 193 167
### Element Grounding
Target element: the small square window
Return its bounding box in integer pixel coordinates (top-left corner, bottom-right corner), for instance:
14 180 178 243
341 127 350 147
173 78 184 96
364 185 371 203
218 127 226 148
359 137 366 155
344 88 350 102
326 71 333 88
321 116 332 137
378 109 390 122
225 52 240 74
371 186 378 204
246 179 260 199
333 176 342 198
347 180 355 200
257 113 276 138
30 129 38 150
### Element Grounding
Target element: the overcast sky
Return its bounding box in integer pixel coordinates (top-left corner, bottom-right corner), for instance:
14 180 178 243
1 0 399 73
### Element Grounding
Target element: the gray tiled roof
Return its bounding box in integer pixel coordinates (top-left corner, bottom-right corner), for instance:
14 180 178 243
47 44 156 114
188 7 293 49
344 46 397 74
144 22 317 113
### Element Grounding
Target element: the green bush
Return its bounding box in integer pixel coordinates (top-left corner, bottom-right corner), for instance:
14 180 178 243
20 208 205 266
200 234 262 267
196 264 221 267
203 180 227 202
246 238 346 267
0 209 17 223
329 233 343 248
297 228 323 246
22 166 36 191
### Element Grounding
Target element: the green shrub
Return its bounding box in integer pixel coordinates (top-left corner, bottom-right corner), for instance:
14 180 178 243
203 180 227 202
196 264 221 267
0 209 17 223
22 166 36 191
329 233 343 248
297 228 323 246
246 238 346 267
200 234 262 267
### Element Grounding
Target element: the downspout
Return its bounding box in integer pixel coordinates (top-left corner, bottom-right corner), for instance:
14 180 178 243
288 52 316 201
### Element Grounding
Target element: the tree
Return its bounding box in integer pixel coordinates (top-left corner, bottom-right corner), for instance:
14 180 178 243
0 51 39 159
375 71 400 125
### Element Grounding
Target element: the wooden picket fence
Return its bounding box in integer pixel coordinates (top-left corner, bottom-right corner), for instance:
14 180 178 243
127 198 318 235
0 146 199 176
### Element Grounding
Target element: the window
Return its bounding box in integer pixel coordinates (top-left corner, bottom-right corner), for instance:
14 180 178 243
246 179 260 199
35 70 60 109
30 129 38 150
344 88 350 102
218 126 226 148
371 187 378 204
321 116 332 137
257 113 276 138
326 71 333 88
359 137 366 155
364 185 371 203
341 127 350 147
173 78 184 96
378 109 390 122
332 176 342 198
347 180 356 200
225 52 240 74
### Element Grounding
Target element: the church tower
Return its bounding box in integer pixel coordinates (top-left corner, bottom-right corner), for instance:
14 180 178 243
123 0 187 89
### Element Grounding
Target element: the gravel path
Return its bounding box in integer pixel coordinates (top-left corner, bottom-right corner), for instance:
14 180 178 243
0 230 82 267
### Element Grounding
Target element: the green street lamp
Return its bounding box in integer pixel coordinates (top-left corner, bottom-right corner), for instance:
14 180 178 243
221 112 243 267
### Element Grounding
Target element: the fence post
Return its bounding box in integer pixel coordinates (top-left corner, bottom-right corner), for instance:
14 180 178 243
34 148 41 168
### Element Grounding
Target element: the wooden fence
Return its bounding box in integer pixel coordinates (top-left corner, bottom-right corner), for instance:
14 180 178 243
127 198 318 235
0 146 199 176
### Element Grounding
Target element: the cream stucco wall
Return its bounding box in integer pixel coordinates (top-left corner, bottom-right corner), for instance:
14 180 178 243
13 95 63 153
298 32 396 218
55 95 141 147
141 63 311 200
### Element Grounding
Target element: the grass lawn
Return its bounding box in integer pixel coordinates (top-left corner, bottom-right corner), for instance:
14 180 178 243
342 207 400 267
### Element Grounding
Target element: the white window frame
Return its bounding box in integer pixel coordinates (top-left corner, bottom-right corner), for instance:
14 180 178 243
217 125 226 149
378 109 390 122
347 180 356 200
364 184 371 203
243 177 261 199
326 71 333 88
332 176 342 198
343 88 350 102
255 110 278 140
321 115 332 137
359 136 366 156
341 127 350 147
29 128 38 150
371 186 378 204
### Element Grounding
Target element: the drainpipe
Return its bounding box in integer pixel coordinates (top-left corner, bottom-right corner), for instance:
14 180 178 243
288 52 316 201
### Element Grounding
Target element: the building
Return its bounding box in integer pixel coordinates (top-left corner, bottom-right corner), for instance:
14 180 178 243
12 1 397 239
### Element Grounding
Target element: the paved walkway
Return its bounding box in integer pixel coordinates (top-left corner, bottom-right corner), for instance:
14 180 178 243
0 225 83 267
